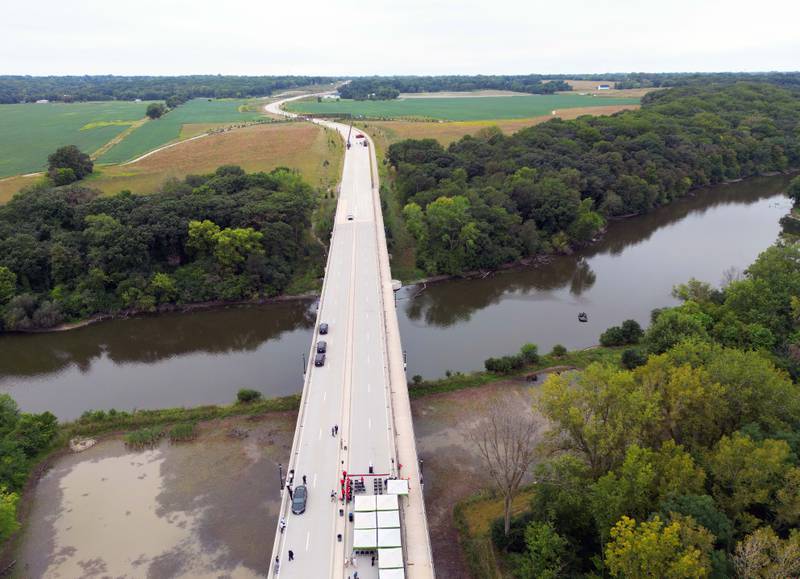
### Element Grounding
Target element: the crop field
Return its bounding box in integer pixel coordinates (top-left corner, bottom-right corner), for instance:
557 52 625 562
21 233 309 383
98 98 266 164
0 101 151 177
285 94 640 121
357 103 641 150
83 122 342 196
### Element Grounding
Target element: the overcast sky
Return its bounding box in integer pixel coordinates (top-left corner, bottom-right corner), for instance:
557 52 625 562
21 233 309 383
2 0 798 76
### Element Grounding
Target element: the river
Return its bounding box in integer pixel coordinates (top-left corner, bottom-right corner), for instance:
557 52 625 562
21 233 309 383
0 175 793 419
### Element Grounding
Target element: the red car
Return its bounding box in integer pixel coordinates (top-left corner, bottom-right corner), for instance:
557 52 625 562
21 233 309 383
355 133 365 139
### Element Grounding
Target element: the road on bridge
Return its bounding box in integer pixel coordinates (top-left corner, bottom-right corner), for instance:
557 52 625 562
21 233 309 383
265 95 434 579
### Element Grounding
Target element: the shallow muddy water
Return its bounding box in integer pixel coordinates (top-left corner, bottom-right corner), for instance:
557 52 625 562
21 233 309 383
14 414 293 578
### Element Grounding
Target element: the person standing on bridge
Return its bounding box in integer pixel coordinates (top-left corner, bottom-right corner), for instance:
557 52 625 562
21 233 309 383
279 517 286 534
334 424 339 436
288 550 295 561
302 475 307 485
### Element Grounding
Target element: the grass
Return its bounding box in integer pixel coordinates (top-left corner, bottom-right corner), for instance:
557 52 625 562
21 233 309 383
167 422 198 442
285 94 640 121
0 101 152 177
124 426 165 449
98 98 266 163
454 488 538 578
408 346 623 398
60 394 300 440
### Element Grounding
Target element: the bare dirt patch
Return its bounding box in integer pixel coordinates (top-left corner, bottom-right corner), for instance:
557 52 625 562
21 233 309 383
411 381 546 577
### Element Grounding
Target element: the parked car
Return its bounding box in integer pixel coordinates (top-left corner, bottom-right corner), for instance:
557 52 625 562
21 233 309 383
317 340 327 353
355 133 365 139
315 353 326 367
291 485 308 514
347 213 354 221
319 323 329 334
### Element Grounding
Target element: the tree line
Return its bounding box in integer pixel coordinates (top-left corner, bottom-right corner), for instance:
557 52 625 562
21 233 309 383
0 165 317 331
488 239 800 577
339 76 572 100
386 83 800 276
0 75 337 104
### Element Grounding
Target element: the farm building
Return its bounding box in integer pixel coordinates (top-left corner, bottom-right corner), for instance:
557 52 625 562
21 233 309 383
597 84 611 90
35 99 49 104
322 94 340 101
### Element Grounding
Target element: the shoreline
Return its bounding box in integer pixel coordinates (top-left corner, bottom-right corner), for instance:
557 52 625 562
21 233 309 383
9 290 320 335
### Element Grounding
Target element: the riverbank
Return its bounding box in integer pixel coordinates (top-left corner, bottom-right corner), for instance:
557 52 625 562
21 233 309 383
2 345 622 576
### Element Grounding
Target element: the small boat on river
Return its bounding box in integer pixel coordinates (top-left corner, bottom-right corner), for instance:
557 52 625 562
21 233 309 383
578 312 588 323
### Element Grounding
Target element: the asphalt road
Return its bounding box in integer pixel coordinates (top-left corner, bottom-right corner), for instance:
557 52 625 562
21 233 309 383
266 97 394 578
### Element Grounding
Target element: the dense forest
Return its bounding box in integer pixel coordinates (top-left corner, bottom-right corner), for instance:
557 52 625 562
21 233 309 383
0 166 317 331
386 83 800 275
339 72 800 99
0 75 337 104
339 76 572 99
494 240 800 577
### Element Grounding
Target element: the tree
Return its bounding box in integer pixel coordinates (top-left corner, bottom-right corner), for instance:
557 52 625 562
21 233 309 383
787 175 800 206
644 306 710 354
605 515 714 578
0 487 19 542
538 363 657 476
0 267 15 304
146 102 167 119
47 145 93 181
733 527 800 578
511 521 567 579
469 401 539 535
706 433 793 531
621 348 647 370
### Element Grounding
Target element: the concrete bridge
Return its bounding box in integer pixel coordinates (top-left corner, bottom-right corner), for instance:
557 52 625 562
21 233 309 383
266 94 435 579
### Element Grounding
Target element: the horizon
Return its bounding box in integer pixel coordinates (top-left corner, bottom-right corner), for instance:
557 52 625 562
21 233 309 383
2 0 798 76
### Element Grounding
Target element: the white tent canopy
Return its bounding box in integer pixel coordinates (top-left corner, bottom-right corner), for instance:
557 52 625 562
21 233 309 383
379 569 406 579
377 510 400 529
376 494 399 511
353 529 378 549
378 527 402 548
378 547 404 569
387 479 409 495
354 495 377 512
354 511 377 529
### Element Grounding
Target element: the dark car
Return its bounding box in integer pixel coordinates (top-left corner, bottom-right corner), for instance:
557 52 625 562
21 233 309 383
317 340 327 354
314 353 326 367
319 323 329 335
291 485 308 514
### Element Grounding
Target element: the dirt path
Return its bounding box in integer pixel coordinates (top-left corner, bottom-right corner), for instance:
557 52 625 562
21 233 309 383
91 117 149 160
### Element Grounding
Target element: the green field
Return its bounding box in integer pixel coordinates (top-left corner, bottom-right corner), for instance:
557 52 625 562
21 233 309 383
285 94 641 121
99 98 265 163
0 101 151 177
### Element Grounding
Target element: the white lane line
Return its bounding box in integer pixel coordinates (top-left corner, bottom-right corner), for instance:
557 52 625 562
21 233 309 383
306 530 310 551
318 428 322 440
313 473 317 488
323 391 327 402
369 417 372 430
367 383 371 393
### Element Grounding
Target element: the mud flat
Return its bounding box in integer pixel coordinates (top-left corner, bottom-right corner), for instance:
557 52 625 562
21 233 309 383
14 414 294 578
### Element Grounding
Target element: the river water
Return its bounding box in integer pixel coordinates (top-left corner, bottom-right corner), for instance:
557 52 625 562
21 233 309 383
0 175 793 419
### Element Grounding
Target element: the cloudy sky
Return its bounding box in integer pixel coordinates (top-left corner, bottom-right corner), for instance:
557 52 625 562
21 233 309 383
2 0 798 76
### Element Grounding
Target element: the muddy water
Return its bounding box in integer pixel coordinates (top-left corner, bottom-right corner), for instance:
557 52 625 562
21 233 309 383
398 175 794 378
0 175 794 418
15 414 294 578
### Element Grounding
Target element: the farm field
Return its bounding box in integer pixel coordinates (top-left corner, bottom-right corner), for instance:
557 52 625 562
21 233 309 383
98 98 266 163
357 103 641 150
0 101 151 177
285 94 640 121
85 122 343 196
